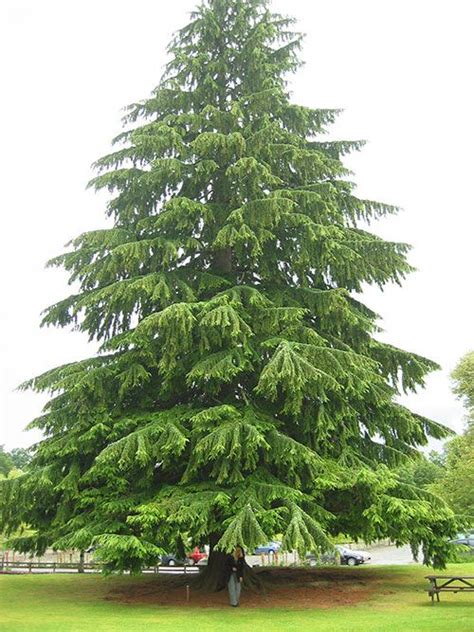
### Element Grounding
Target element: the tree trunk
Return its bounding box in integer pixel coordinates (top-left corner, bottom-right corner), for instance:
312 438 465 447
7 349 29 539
196 548 228 591
193 534 264 593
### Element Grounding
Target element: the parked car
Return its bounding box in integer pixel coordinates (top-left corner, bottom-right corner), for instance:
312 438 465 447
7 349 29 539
336 545 370 566
159 553 191 566
196 557 208 566
306 545 371 567
306 550 337 566
187 547 208 565
449 536 474 549
254 541 281 555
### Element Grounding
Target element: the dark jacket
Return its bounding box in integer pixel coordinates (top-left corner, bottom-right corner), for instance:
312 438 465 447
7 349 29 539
223 554 245 583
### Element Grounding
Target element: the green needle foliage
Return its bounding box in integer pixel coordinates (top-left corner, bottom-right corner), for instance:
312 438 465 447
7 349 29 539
0 0 457 571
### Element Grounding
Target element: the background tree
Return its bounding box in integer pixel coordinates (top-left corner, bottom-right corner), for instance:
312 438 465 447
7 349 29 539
0 448 31 554
452 350 474 425
8 448 32 471
0 447 14 478
397 452 445 490
428 351 474 523
0 0 457 582
431 432 474 521
0 446 30 477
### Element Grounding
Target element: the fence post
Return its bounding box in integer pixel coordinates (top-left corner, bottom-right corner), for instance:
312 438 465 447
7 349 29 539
78 550 85 573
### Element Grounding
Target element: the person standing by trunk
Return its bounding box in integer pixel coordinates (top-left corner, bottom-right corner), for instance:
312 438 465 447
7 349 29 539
224 546 245 607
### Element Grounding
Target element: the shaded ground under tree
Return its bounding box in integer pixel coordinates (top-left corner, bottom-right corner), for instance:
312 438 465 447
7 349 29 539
107 566 383 609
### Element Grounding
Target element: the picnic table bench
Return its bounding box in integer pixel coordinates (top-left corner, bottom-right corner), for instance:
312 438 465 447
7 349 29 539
425 575 474 604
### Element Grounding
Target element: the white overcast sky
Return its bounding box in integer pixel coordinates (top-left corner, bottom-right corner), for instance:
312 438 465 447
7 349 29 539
1 0 473 450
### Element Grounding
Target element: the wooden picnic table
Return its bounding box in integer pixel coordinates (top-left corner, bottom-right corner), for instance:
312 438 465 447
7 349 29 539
425 575 474 604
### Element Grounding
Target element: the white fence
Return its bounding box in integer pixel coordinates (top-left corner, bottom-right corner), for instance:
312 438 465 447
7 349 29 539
0 559 201 575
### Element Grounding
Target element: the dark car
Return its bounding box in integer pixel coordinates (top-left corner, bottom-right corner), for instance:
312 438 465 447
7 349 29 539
306 551 335 566
449 535 474 549
159 553 191 566
307 545 371 567
336 545 371 566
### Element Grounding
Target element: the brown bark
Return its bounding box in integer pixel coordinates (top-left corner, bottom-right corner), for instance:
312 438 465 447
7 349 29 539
193 534 264 593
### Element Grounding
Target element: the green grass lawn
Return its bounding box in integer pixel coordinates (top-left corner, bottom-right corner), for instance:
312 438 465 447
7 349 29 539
1 564 474 632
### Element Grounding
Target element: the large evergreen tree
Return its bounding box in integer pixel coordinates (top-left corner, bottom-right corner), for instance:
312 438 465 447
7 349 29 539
1 0 457 579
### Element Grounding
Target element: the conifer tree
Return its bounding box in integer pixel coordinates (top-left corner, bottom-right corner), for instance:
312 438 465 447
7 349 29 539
452 350 474 425
1 0 457 581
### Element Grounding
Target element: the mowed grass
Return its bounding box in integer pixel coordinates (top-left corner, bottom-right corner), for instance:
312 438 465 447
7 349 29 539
1 563 474 632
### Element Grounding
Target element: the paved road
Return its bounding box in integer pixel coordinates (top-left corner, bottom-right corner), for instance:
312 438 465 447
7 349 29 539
1 545 420 574
367 544 419 565
247 544 419 567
